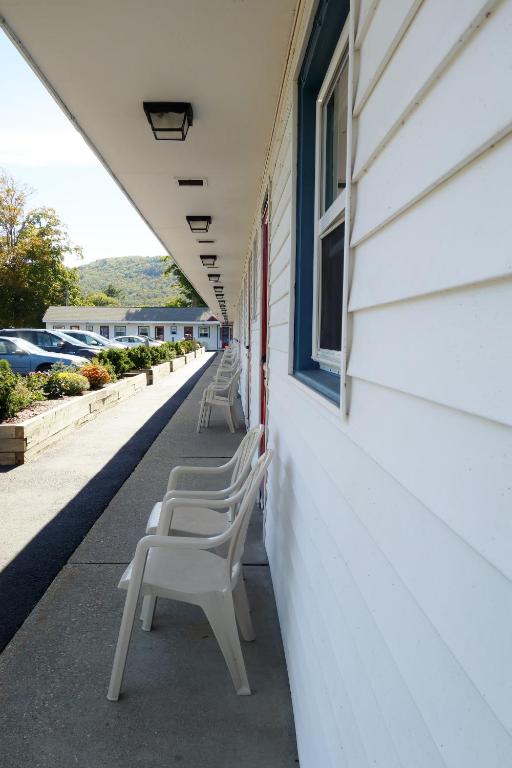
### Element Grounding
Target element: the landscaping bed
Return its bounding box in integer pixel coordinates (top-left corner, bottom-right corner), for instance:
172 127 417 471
0 373 147 465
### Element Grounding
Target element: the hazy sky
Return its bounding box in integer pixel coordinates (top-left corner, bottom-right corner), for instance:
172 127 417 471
0 30 164 267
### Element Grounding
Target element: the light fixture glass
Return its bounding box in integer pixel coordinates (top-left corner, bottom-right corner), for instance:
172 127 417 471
200 255 217 268
186 215 211 233
143 102 193 140
207 273 220 282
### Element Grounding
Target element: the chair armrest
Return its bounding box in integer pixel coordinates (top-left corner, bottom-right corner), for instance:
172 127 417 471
167 458 236 491
158 493 242 535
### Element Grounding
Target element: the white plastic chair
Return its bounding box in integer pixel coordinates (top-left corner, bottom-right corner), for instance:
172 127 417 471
107 451 273 701
146 424 264 535
197 368 241 433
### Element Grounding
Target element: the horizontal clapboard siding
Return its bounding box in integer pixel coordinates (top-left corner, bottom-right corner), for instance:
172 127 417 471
235 1 512 765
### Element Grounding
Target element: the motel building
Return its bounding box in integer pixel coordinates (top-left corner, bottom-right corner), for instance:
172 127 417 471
43 306 225 350
2 1 512 766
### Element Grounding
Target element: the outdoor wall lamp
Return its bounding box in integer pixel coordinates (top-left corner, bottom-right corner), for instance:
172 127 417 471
187 215 211 233
213 285 223 292
143 102 193 140
200 255 217 267
207 273 220 282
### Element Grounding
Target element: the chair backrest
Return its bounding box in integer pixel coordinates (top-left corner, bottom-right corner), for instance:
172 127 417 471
226 450 273 577
229 425 264 486
226 368 241 403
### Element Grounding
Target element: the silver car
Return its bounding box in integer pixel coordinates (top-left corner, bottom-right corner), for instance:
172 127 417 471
114 335 162 347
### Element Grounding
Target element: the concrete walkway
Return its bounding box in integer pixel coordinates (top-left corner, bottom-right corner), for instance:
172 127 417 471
0 355 297 767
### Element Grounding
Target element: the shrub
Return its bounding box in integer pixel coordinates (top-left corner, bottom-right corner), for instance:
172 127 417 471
92 356 117 383
127 344 152 370
25 371 49 397
149 346 163 365
79 362 111 389
97 347 132 377
49 361 78 373
159 342 177 362
44 371 90 398
0 361 44 420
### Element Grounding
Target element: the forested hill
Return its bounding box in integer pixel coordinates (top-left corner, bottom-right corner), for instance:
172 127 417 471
77 256 179 305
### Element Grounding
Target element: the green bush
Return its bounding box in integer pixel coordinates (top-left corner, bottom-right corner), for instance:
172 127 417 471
44 371 90 398
49 361 78 374
97 347 132 377
0 361 44 420
159 342 177 362
149 346 163 365
25 371 49 396
127 345 152 370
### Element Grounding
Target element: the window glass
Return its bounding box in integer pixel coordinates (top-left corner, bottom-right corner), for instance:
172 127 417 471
0 339 16 354
322 54 349 212
114 326 126 337
86 324 94 332
41 332 61 348
319 222 344 352
138 326 150 337
198 325 209 338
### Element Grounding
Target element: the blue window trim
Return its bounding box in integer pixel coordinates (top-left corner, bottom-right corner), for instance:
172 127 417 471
293 0 349 405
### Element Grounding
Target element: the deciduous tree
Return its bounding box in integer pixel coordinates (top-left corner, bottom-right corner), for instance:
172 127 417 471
0 171 82 327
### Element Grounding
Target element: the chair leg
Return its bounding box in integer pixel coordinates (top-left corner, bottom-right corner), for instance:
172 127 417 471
233 578 255 642
230 404 239 429
107 584 142 701
202 592 251 695
224 405 235 433
140 594 157 631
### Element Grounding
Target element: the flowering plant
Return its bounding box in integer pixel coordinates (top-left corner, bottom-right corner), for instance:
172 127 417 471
79 363 111 390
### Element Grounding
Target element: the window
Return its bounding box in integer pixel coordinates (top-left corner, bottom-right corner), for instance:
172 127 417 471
0 339 16 354
53 324 65 329
138 326 150 337
70 325 80 330
86 324 94 332
294 0 350 405
170 325 177 335
99 326 110 338
198 325 210 338
184 326 193 340
114 325 126 337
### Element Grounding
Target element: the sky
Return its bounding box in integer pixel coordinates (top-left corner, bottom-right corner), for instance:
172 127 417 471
0 30 164 267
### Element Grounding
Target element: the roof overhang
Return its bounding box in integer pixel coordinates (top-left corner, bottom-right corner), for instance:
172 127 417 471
0 1 298 317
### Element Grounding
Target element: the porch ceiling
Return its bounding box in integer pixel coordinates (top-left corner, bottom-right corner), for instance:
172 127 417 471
0 0 297 317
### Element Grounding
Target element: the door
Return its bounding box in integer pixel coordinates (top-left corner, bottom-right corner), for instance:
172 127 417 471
184 326 193 340
100 326 110 338
0 338 29 373
260 197 269 450
154 325 164 341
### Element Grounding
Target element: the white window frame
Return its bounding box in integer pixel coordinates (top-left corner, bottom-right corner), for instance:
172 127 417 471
311 21 350 373
86 324 94 332
114 325 126 337
198 325 210 338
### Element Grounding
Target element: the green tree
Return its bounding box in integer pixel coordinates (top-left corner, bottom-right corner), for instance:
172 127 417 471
0 171 82 327
83 291 120 307
104 283 124 301
162 256 206 307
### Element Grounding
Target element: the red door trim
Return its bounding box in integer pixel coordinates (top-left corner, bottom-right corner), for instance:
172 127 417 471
260 196 269 451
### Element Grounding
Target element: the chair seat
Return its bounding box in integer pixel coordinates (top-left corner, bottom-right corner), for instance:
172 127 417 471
119 547 228 595
147 501 230 536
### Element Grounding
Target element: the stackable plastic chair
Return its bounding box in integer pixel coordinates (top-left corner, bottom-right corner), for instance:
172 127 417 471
140 425 263 628
107 450 273 702
146 425 264 535
197 368 241 433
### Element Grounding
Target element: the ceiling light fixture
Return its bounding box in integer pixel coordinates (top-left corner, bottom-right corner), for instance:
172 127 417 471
200 255 217 268
143 102 193 141
186 215 211 233
207 273 220 282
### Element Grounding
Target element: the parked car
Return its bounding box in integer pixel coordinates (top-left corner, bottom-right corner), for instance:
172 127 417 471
0 328 99 360
113 335 162 347
0 336 88 374
60 329 128 349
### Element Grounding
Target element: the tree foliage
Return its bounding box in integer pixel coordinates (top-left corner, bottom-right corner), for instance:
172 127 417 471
77 256 180 305
162 256 206 307
83 291 120 307
0 171 82 327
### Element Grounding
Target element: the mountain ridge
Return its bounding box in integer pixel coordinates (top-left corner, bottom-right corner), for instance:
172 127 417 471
77 255 179 305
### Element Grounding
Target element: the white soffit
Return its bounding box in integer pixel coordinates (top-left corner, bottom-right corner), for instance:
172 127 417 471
0 0 297 314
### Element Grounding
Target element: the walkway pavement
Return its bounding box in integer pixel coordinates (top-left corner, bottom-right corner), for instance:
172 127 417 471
0 354 297 767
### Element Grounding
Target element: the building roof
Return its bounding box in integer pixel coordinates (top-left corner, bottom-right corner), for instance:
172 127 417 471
43 306 220 323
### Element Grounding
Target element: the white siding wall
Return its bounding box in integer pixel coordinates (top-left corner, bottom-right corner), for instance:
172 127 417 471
237 1 512 766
